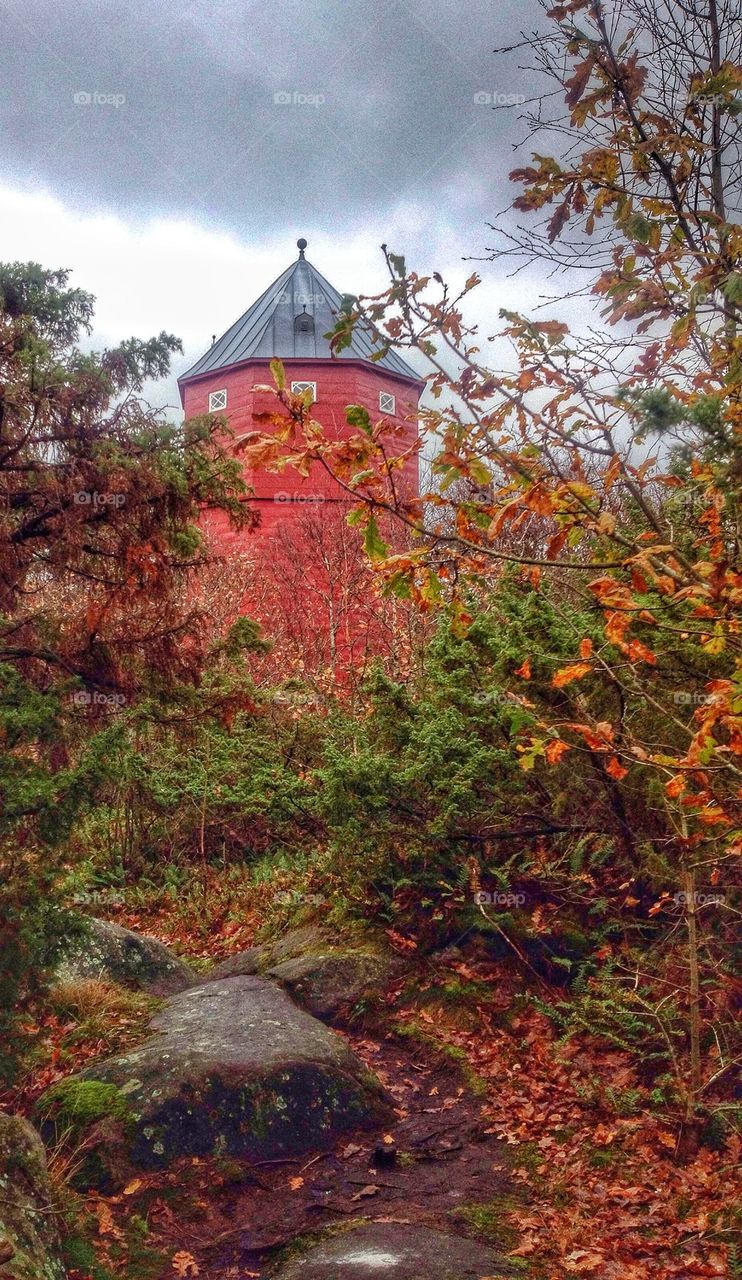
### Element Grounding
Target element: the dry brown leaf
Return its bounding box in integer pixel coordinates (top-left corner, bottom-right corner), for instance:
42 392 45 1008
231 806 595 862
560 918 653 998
351 1184 379 1201
172 1252 199 1278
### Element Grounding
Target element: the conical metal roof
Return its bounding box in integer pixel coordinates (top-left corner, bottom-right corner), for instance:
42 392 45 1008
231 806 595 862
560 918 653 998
179 240 421 386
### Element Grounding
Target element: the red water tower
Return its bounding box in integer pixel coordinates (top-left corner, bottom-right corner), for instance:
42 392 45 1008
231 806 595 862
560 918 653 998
178 240 425 678
178 239 424 547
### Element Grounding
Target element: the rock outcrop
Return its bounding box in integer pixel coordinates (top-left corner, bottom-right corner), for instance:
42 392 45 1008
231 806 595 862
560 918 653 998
55 918 195 996
270 1222 513 1279
0 1113 67 1280
205 926 396 1022
37 976 389 1188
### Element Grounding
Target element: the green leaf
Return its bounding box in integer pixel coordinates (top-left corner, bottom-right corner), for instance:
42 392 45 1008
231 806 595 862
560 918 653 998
625 212 651 244
345 404 372 434
363 513 389 561
383 570 412 599
722 273 742 305
469 459 493 486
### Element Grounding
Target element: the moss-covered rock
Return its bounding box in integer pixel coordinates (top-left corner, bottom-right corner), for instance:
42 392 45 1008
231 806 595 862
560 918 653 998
55 919 195 996
36 977 390 1189
0 1113 67 1280
205 925 328 982
204 926 398 1022
267 950 390 1022
37 1080 133 1137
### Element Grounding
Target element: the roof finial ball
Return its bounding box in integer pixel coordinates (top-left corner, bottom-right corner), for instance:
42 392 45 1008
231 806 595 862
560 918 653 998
297 237 308 258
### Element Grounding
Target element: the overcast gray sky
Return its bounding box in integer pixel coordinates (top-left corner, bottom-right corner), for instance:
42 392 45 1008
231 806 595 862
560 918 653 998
0 0 562 404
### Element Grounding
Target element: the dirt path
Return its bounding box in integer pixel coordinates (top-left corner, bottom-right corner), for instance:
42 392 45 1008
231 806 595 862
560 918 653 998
123 1029 512 1279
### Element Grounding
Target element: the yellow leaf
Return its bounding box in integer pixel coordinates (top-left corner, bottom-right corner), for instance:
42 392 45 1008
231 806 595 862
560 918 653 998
596 511 615 535
289 1176 305 1191
123 1178 142 1196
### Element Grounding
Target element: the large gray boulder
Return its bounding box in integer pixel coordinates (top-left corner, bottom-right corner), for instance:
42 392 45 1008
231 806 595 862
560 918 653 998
37 976 389 1188
55 918 195 996
206 925 327 982
0 1114 67 1280
205 926 396 1022
267 950 390 1022
271 1223 512 1280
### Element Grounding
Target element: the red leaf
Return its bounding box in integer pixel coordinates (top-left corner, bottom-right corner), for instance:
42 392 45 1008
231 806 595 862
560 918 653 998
605 755 628 780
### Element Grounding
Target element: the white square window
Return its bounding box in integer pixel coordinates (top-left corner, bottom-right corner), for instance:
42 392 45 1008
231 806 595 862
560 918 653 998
291 381 317 402
379 391 396 414
208 388 227 412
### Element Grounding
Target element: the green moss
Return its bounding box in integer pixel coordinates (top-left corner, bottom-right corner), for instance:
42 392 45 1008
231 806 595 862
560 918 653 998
393 1022 487 1095
110 1237 166 1280
64 1228 167 1280
62 1236 117 1280
453 1198 527 1265
438 1043 488 1096
38 1078 133 1137
507 1141 544 1175
271 1218 368 1268
437 977 493 1004
586 1145 624 1170
213 1156 248 1184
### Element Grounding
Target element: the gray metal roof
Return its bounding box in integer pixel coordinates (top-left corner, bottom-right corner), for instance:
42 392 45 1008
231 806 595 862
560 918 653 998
179 241 421 385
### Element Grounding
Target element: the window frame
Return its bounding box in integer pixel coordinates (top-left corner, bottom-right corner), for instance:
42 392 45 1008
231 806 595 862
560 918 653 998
208 388 228 412
291 380 317 401
379 391 396 415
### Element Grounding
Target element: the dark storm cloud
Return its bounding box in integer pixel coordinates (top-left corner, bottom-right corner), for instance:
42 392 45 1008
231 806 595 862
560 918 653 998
0 0 540 232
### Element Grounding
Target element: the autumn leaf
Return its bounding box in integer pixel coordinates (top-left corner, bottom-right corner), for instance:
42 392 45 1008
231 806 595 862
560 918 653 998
552 661 592 687
172 1252 199 1278
93 1202 115 1236
563 1248 605 1273
289 1176 305 1191
351 1184 380 1201
605 755 628 780
514 658 532 679
626 640 657 665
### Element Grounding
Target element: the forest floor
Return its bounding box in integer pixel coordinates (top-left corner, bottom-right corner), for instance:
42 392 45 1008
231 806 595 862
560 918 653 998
5 897 739 1280
90 1033 513 1280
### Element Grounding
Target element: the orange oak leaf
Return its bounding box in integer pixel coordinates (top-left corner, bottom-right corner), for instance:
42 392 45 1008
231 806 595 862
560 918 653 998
552 661 592 687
